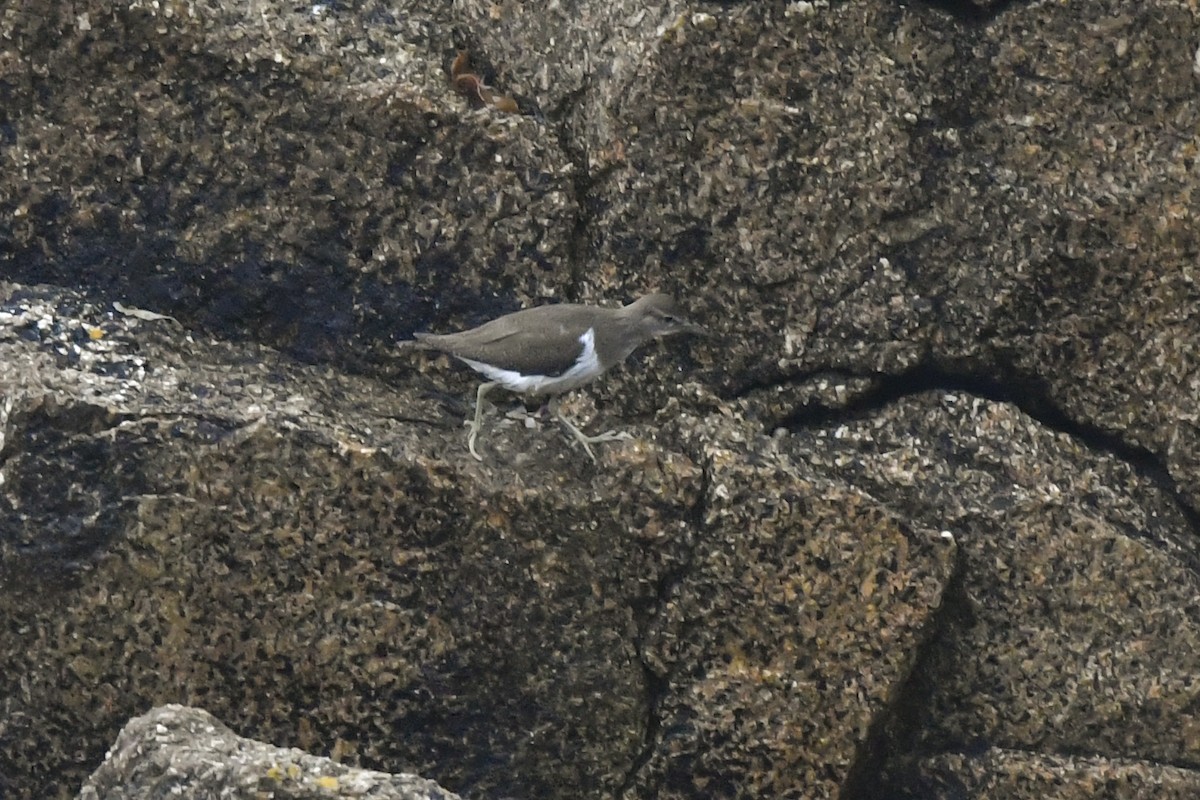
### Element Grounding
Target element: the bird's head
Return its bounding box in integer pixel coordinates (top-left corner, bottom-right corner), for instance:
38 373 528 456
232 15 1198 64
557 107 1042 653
625 293 707 339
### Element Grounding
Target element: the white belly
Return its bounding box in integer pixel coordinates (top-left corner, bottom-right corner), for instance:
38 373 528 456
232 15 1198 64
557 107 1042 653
460 327 604 395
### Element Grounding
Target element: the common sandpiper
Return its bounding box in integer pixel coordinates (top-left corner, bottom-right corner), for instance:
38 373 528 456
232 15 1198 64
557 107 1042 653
407 293 705 461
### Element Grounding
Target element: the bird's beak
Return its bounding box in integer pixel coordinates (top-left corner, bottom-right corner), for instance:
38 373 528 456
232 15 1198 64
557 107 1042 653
680 320 709 337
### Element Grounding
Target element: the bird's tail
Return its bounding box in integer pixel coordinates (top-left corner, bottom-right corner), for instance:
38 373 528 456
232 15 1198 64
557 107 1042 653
397 333 438 352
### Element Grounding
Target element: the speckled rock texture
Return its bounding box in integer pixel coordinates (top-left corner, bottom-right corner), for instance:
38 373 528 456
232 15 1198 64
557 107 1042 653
914 747 1200 800
78 705 462 800
1 283 953 800
791 393 1200 796
1 0 1200 798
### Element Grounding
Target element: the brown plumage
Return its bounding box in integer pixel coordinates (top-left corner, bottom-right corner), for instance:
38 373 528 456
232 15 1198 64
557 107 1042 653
406 294 705 460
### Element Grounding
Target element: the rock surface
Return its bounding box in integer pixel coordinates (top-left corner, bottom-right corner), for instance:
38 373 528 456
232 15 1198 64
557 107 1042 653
0 0 1198 798
913 747 1200 800
0 282 954 799
78 705 461 800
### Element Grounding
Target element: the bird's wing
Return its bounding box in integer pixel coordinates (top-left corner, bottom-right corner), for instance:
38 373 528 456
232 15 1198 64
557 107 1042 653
421 307 599 377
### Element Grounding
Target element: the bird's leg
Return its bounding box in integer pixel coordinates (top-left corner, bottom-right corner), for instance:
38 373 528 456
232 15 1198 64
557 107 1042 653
552 397 632 463
468 381 498 461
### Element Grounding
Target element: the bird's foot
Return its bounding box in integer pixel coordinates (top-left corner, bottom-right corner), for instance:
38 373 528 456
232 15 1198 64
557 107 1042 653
580 429 634 444
467 421 484 461
467 381 497 461
555 413 631 463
